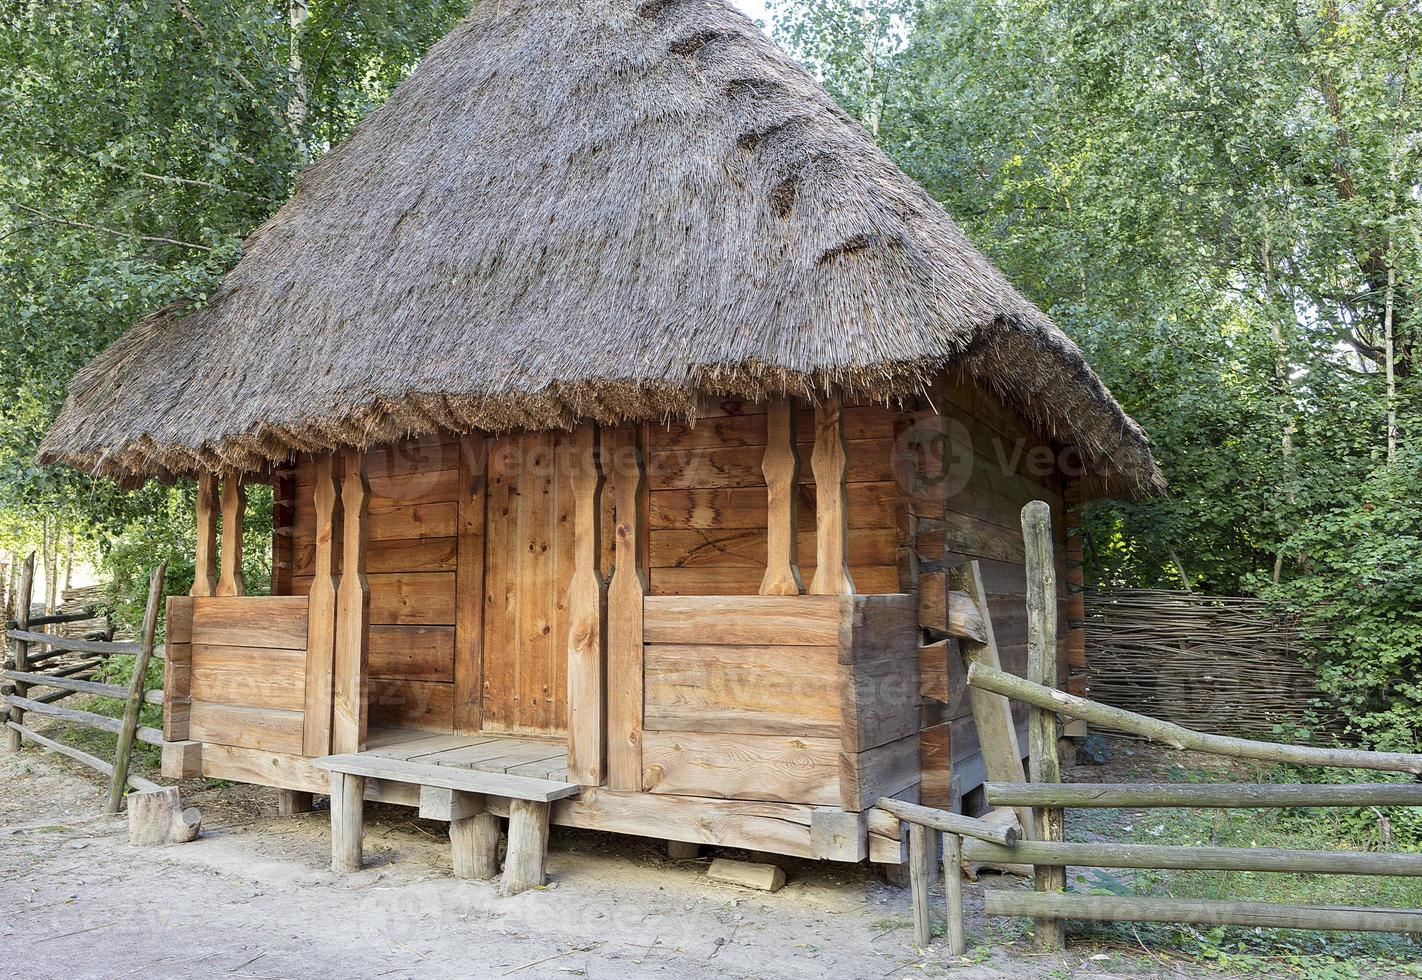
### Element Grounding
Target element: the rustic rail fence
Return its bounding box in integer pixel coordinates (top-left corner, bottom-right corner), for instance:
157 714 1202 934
1083 588 1338 737
2 557 197 843
878 502 1422 954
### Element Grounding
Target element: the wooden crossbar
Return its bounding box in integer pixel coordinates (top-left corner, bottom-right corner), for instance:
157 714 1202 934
964 839 1422 876
986 781 1422 808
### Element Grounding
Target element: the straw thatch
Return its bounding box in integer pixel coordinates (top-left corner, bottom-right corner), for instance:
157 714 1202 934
40 0 1163 498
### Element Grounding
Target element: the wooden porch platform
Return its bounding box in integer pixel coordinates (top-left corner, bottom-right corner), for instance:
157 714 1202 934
362 726 571 782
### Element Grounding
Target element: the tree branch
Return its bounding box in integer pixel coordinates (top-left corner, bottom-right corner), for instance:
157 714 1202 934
8 203 214 253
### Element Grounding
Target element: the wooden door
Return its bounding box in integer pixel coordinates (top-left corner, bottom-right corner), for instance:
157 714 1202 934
480 431 574 735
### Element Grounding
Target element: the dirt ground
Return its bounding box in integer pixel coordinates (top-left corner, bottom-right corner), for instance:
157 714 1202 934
0 743 1216 980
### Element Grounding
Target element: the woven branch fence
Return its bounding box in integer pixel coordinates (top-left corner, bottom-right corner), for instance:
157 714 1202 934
1081 589 1341 739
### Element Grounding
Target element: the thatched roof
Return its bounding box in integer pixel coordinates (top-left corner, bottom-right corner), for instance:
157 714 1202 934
40 0 1163 499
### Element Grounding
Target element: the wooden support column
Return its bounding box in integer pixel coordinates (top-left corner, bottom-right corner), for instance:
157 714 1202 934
1023 500 1065 951
330 770 365 873
279 790 314 815
566 424 606 785
606 426 646 792
809 397 853 595
333 450 369 755
760 396 803 596
192 473 218 597
499 799 551 895
454 435 488 734
215 475 246 597
452 808 502 880
303 454 340 756
3 554 34 752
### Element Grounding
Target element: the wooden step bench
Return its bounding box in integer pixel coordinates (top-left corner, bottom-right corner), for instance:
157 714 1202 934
313 753 580 895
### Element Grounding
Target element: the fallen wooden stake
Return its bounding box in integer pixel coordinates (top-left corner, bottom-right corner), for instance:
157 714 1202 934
966 662 1422 774
128 787 201 846
707 857 785 892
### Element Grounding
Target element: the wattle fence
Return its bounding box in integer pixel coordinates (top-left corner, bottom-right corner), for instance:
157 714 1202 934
1082 588 1338 738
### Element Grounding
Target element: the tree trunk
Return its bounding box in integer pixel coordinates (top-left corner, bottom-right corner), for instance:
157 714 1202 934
288 1 310 158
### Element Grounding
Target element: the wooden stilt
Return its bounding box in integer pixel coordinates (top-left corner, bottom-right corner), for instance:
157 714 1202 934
667 840 701 860
944 832 965 955
499 799 551 895
452 811 502 880
330 771 365 873
279 789 314 816
908 822 933 946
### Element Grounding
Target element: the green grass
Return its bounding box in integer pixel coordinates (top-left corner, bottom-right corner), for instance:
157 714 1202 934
1064 752 1422 975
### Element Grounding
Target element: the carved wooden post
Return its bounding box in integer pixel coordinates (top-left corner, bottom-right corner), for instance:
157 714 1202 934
192 472 219 597
215 474 246 597
606 426 646 792
759 396 803 596
3 553 34 752
566 424 606 785
303 453 340 757
333 450 369 754
1023 500 1065 951
809 397 853 595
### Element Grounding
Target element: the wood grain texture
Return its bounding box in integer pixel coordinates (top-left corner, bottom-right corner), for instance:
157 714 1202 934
333 450 370 754
454 434 487 734
368 677 455 732
191 644 307 711
606 425 647 791
190 701 304 755
565 424 606 785
641 730 841 805
809 398 853 595
191 596 309 649
839 733 920 811
303 453 339 756
644 643 840 736
368 625 455 681
759 396 803 596
643 594 843 646
216 476 246 596
192 473 218 597
367 572 456 625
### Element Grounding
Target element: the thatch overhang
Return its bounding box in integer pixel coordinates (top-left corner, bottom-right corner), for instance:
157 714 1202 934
39 0 1164 500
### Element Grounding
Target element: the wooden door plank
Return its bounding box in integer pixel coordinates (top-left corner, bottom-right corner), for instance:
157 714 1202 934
482 435 518 732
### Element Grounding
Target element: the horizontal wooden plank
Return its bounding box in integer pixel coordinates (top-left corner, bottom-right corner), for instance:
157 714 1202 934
643 595 844 646
964 839 1422 876
648 442 892 490
649 481 897 530
368 677 454 732
650 563 899 597
369 572 457 626
649 526 898 569
293 535 456 577
840 654 918 752
840 733 920 811
312 753 579 802
368 625 455 681
983 891 1422 934
199 743 420 803
190 644 306 712
984 781 1422 808
191 596 309 650
644 644 840 736
368 502 457 542
642 731 841 806
190 701 304 755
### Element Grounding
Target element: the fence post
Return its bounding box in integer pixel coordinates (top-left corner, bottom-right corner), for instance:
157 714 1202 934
908 821 934 946
1023 501 1066 951
944 832 965 955
4 554 35 753
106 563 166 813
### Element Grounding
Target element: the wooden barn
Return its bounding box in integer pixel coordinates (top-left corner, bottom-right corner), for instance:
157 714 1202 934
38 0 1160 892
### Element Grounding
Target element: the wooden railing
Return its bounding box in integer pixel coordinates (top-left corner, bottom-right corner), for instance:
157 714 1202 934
876 500 1422 954
3 558 196 841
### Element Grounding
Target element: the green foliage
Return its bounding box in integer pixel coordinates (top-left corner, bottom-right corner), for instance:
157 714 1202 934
0 0 467 611
770 0 1421 752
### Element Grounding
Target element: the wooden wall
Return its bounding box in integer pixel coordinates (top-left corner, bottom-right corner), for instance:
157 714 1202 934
289 438 460 733
646 396 900 596
183 595 310 756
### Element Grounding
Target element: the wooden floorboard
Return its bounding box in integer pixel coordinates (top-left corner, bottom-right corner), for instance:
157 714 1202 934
364 726 568 776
